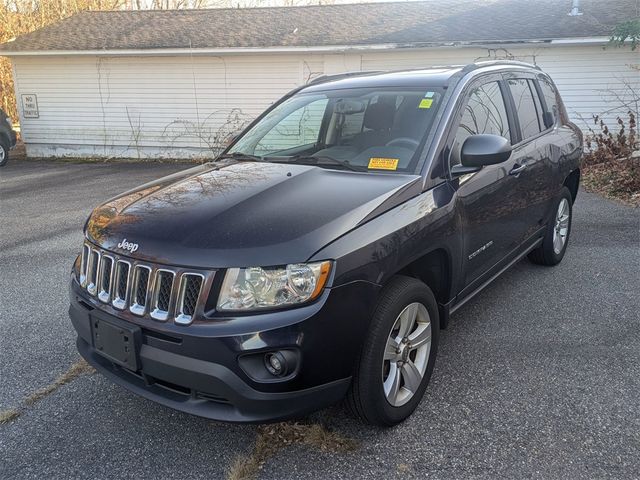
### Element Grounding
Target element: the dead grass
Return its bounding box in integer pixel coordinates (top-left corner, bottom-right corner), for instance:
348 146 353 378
582 155 640 206
7 142 203 164
0 359 95 427
24 359 95 406
227 422 358 480
0 408 21 425
14 156 202 165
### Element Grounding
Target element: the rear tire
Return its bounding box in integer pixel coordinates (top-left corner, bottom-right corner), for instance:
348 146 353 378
347 276 439 427
528 187 573 266
0 140 8 167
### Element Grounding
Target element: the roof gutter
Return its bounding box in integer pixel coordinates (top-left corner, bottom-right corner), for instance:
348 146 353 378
0 36 613 57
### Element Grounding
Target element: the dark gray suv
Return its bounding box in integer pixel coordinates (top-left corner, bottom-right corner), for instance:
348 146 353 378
70 61 582 426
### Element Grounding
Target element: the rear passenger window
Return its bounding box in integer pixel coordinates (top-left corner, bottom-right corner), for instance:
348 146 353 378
508 78 542 141
538 77 559 127
529 80 546 130
450 81 510 167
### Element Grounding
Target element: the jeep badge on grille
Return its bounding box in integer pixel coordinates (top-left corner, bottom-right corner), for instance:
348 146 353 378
117 238 139 253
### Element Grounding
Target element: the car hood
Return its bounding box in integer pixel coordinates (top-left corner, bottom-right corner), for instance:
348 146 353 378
85 161 421 268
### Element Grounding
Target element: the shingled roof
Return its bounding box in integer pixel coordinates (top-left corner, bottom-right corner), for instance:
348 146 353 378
0 0 636 54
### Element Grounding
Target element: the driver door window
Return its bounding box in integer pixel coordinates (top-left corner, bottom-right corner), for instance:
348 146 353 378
450 81 510 167
254 99 328 156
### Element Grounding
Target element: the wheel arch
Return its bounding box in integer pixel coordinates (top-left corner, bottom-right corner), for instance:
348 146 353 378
0 130 10 149
563 168 580 203
393 247 454 330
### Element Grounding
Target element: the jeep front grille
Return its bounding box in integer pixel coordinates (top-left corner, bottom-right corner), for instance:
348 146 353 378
78 243 211 325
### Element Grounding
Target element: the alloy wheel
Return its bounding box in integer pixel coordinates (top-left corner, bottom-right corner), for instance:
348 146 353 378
382 302 432 407
553 198 570 254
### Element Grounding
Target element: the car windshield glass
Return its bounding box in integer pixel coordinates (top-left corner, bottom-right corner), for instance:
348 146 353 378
228 86 445 173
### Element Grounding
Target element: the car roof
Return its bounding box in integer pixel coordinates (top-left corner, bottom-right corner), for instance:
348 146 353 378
300 61 541 93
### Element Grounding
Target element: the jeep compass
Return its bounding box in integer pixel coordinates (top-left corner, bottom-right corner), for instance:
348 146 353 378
69 61 582 426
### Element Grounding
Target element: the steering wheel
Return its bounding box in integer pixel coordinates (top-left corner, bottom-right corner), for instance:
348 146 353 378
386 137 420 149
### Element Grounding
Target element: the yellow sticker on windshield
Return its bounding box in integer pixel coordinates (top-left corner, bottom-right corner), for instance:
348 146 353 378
369 157 399 170
419 98 433 109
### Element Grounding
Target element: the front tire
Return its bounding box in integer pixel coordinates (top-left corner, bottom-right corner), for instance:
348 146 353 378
528 187 573 266
347 276 439 427
0 140 8 167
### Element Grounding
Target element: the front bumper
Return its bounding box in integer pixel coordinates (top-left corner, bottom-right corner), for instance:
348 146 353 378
69 277 379 422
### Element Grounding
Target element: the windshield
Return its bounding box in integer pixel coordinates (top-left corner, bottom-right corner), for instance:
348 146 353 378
228 86 444 173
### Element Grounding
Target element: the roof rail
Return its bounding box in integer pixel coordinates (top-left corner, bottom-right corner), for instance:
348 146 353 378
461 60 542 74
306 70 382 86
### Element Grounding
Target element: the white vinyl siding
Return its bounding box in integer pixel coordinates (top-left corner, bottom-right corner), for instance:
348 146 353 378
11 44 638 158
14 54 324 158
359 45 640 129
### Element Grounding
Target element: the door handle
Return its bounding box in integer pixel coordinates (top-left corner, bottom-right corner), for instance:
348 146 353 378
509 163 527 176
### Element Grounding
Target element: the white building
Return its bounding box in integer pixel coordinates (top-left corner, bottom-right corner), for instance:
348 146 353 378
1 0 638 159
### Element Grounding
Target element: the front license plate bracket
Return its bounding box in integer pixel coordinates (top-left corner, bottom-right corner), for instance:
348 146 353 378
91 316 141 371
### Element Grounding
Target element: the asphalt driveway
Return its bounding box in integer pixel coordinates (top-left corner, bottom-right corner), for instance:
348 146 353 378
1 160 639 479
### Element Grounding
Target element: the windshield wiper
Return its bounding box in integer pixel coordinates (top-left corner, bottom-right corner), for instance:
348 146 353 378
273 155 363 172
215 152 265 162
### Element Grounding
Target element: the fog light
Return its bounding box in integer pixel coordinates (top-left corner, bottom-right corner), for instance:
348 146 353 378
263 350 298 377
265 352 285 376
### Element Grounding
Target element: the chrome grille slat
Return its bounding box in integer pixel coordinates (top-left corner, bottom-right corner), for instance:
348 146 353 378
130 265 151 316
112 260 131 310
150 270 175 321
97 255 114 303
175 274 204 325
86 249 101 296
79 242 210 325
79 244 90 287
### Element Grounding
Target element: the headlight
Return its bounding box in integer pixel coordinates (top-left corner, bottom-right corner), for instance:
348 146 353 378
217 261 332 312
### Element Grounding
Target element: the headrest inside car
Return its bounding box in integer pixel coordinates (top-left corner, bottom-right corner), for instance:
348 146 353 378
363 101 396 131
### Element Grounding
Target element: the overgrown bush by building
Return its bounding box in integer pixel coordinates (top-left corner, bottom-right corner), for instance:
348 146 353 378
582 112 640 205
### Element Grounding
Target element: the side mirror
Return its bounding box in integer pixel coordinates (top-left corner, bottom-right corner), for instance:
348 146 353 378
465 133 512 165
450 134 512 177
